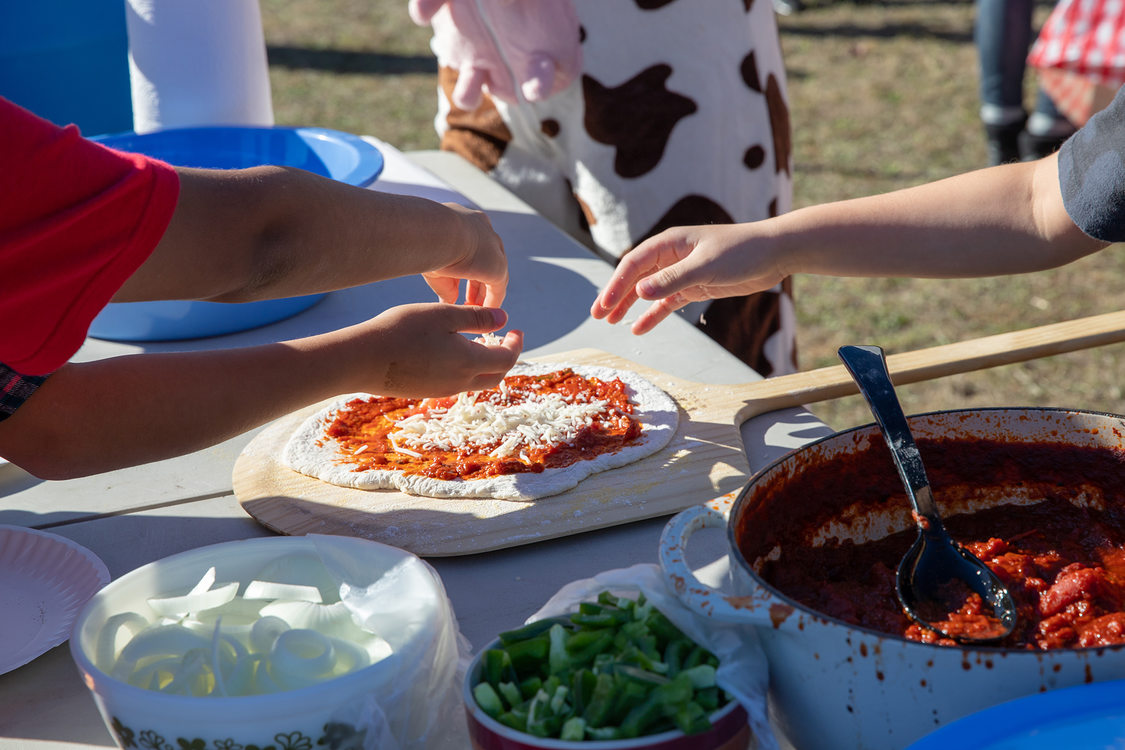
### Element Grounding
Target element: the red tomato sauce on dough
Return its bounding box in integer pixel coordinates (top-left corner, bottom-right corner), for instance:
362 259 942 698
742 438 1125 650
324 369 642 481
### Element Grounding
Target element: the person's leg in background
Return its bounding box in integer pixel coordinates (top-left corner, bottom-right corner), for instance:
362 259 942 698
975 0 1074 165
1021 85 1077 159
976 0 1034 164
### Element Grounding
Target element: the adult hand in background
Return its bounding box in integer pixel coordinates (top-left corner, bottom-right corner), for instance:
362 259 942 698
408 0 582 109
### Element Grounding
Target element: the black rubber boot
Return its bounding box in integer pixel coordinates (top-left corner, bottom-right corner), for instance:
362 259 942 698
983 118 1026 167
1018 129 1074 161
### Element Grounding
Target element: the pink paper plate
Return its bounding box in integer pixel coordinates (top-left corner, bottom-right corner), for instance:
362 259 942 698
0 525 110 674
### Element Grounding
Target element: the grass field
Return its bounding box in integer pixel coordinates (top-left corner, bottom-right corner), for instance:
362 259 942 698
259 0 1125 431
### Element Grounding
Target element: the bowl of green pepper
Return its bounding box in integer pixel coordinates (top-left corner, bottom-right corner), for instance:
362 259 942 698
463 590 750 749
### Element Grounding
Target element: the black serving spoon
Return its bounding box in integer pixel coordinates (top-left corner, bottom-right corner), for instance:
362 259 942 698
837 345 1016 643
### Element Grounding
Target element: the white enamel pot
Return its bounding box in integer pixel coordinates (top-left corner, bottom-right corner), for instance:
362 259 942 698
660 407 1125 750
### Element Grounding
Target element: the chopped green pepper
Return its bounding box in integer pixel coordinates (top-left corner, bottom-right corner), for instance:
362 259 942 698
696 686 721 711
560 717 586 741
570 668 596 715
473 682 504 719
585 726 619 741
519 675 542 699
498 681 523 708
583 672 616 727
498 708 528 732
548 623 569 676
618 691 665 738
673 701 711 735
664 637 692 675
549 684 570 714
483 648 515 688
472 590 733 742
680 664 717 689
609 681 650 726
498 616 571 645
504 634 549 675
526 689 564 738
565 628 614 665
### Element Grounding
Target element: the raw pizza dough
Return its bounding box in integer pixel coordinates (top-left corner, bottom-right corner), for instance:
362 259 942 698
281 362 679 500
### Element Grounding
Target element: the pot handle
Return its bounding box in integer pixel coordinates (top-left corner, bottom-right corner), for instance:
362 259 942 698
659 501 775 626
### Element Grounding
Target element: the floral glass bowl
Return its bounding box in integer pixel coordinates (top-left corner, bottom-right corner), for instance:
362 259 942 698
70 535 453 750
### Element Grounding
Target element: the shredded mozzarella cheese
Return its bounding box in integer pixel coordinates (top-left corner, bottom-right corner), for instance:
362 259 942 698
473 332 504 346
389 389 609 458
389 436 423 458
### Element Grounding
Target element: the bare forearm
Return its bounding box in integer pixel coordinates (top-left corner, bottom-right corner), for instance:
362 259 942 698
592 155 1113 335
0 341 353 479
776 156 1106 279
117 166 487 303
0 303 521 479
214 175 477 299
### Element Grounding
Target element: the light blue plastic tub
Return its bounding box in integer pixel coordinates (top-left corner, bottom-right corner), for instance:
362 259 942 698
907 678 1125 750
88 126 384 341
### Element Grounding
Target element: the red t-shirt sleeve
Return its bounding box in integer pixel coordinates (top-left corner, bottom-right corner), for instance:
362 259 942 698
0 97 180 375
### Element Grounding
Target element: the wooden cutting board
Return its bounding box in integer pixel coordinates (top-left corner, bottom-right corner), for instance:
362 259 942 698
233 310 1125 556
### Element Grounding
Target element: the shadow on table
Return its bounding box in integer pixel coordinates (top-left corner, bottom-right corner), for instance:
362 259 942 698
0 646 117 746
0 464 41 503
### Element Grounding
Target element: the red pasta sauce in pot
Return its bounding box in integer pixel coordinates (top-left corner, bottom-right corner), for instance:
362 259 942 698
739 437 1125 650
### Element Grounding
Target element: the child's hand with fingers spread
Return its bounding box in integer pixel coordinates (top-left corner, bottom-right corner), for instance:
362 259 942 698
591 224 787 335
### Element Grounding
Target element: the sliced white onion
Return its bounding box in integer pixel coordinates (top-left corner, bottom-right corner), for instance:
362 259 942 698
252 553 341 602
249 615 290 654
253 654 283 694
95 612 149 671
223 650 258 696
127 655 181 691
112 624 211 679
99 553 398 697
365 635 394 664
243 580 323 603
160 648 211 696
259 600 368 639
220 631 248 662
210 619 229 697
328 636 371 675
189 567 217 595
147 581 239 617
270 629 336 689
179 597 266 640
190 596 267 625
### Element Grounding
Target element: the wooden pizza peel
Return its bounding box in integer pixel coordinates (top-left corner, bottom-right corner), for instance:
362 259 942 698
234 310 1125 556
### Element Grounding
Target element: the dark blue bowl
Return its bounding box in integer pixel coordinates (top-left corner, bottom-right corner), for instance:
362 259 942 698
88 126 384 341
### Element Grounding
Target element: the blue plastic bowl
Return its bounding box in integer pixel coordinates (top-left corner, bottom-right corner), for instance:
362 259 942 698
87 126 384 341
907 678 1125 750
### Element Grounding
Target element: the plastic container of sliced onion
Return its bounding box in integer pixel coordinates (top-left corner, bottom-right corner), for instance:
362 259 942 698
69 535 466 750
